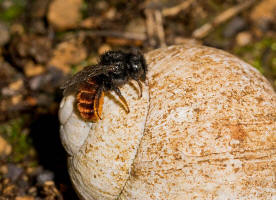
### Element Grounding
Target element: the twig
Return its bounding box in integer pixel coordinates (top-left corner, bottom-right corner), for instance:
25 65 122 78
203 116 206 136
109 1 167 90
145 9 156 46
154 10 166 47
162 0 196 17
192 0 256 39
67 30 147 41
145 8 167 47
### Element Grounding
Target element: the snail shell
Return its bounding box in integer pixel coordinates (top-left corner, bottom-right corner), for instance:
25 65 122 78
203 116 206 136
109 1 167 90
59 44 276 200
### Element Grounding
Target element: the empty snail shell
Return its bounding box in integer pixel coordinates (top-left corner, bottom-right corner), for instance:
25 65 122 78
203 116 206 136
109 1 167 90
59 44 276 200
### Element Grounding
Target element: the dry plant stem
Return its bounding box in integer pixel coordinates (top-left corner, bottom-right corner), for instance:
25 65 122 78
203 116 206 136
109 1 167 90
71 30 146 41
192 0 256 39
154 10 166 47
162 0 196 17
145 9 156 47
145 9 166 47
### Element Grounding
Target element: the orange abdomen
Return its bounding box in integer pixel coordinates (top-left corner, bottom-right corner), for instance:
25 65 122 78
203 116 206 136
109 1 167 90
76 79 104 121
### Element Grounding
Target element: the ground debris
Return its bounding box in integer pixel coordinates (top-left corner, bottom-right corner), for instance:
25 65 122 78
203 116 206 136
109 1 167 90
47 0 83 31
8 35 52 68
250 0 276 31
0 0 275 199
0 136 12 157
48 38 87 73
0 22 10 46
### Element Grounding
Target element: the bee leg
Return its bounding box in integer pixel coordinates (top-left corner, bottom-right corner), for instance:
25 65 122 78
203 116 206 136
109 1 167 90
94 86 104 120
135 79 143 98
113 87 130 113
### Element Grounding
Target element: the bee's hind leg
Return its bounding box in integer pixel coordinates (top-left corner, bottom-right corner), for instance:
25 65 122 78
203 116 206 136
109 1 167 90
94 86 104 120
113 87 130 113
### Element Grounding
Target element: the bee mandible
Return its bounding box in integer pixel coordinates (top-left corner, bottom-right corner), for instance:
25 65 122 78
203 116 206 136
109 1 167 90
61 50 147 122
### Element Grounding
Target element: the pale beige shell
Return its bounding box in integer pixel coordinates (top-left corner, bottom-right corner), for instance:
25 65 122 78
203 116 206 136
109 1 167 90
59 45 276 200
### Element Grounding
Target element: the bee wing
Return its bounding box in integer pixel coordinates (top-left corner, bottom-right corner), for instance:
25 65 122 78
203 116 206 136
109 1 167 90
61 65 113 95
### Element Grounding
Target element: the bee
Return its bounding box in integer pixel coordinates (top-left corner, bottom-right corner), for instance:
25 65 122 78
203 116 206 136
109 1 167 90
61 50 147 122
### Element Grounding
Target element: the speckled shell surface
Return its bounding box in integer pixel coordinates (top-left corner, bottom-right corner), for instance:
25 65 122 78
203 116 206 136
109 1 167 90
59 45 276 200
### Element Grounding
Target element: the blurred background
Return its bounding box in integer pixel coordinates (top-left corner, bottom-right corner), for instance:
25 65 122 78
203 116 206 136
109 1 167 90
0 0 275 199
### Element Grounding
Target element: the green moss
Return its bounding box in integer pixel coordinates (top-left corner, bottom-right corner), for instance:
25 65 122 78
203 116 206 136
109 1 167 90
233 38 276 88
81 1 88 19
0 0 26 22
204 24 230 48
0 116 34 163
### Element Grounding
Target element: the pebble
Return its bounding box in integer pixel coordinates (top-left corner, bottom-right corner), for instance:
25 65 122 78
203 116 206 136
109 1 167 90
9 79 24 91
29 67 64 91
36 170 54 186
0 165 8 174
6 163 23 182
98 44 112 55
24 61 45 77
250 0 276 30
49 39 87 73
28 186 37 195
236 31 252 46
0 136 12 156
47 0 83 31
2 79 24 96
223 17 247 38
15 196 35 200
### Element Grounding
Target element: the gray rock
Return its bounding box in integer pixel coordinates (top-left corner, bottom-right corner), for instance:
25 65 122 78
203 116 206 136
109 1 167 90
223 17 247 38
36 170 54 185
5 163 23 182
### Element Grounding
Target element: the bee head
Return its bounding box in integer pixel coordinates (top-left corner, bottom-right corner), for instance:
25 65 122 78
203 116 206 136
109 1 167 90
127 50 147 81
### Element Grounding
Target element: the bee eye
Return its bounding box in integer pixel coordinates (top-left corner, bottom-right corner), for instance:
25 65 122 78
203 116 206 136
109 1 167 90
132 64 139 71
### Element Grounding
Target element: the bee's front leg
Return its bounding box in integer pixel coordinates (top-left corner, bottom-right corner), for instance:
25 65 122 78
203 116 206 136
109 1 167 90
112 86 130 113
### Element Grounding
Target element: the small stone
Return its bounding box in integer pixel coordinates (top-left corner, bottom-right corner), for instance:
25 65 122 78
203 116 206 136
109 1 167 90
26 166 42 176
6 163 23 182
98 44 111 55
0 136 12 156
95 1 108 11
44 180 55 186
47 0 83 31
29 68 64 92
24 61 45 77
223 17 247 38
3 184 16 195
49 39 87 73
11 95 23 105
103 7 117 20
15 196 35 200
250 0 276 30
9 79 24 91
37 170 54 185
28 186 37 195
236 32 252 46
80 17 102 29
0 165 8 174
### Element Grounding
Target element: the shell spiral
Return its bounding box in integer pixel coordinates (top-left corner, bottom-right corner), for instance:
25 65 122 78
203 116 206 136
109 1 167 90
59 44 276 200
